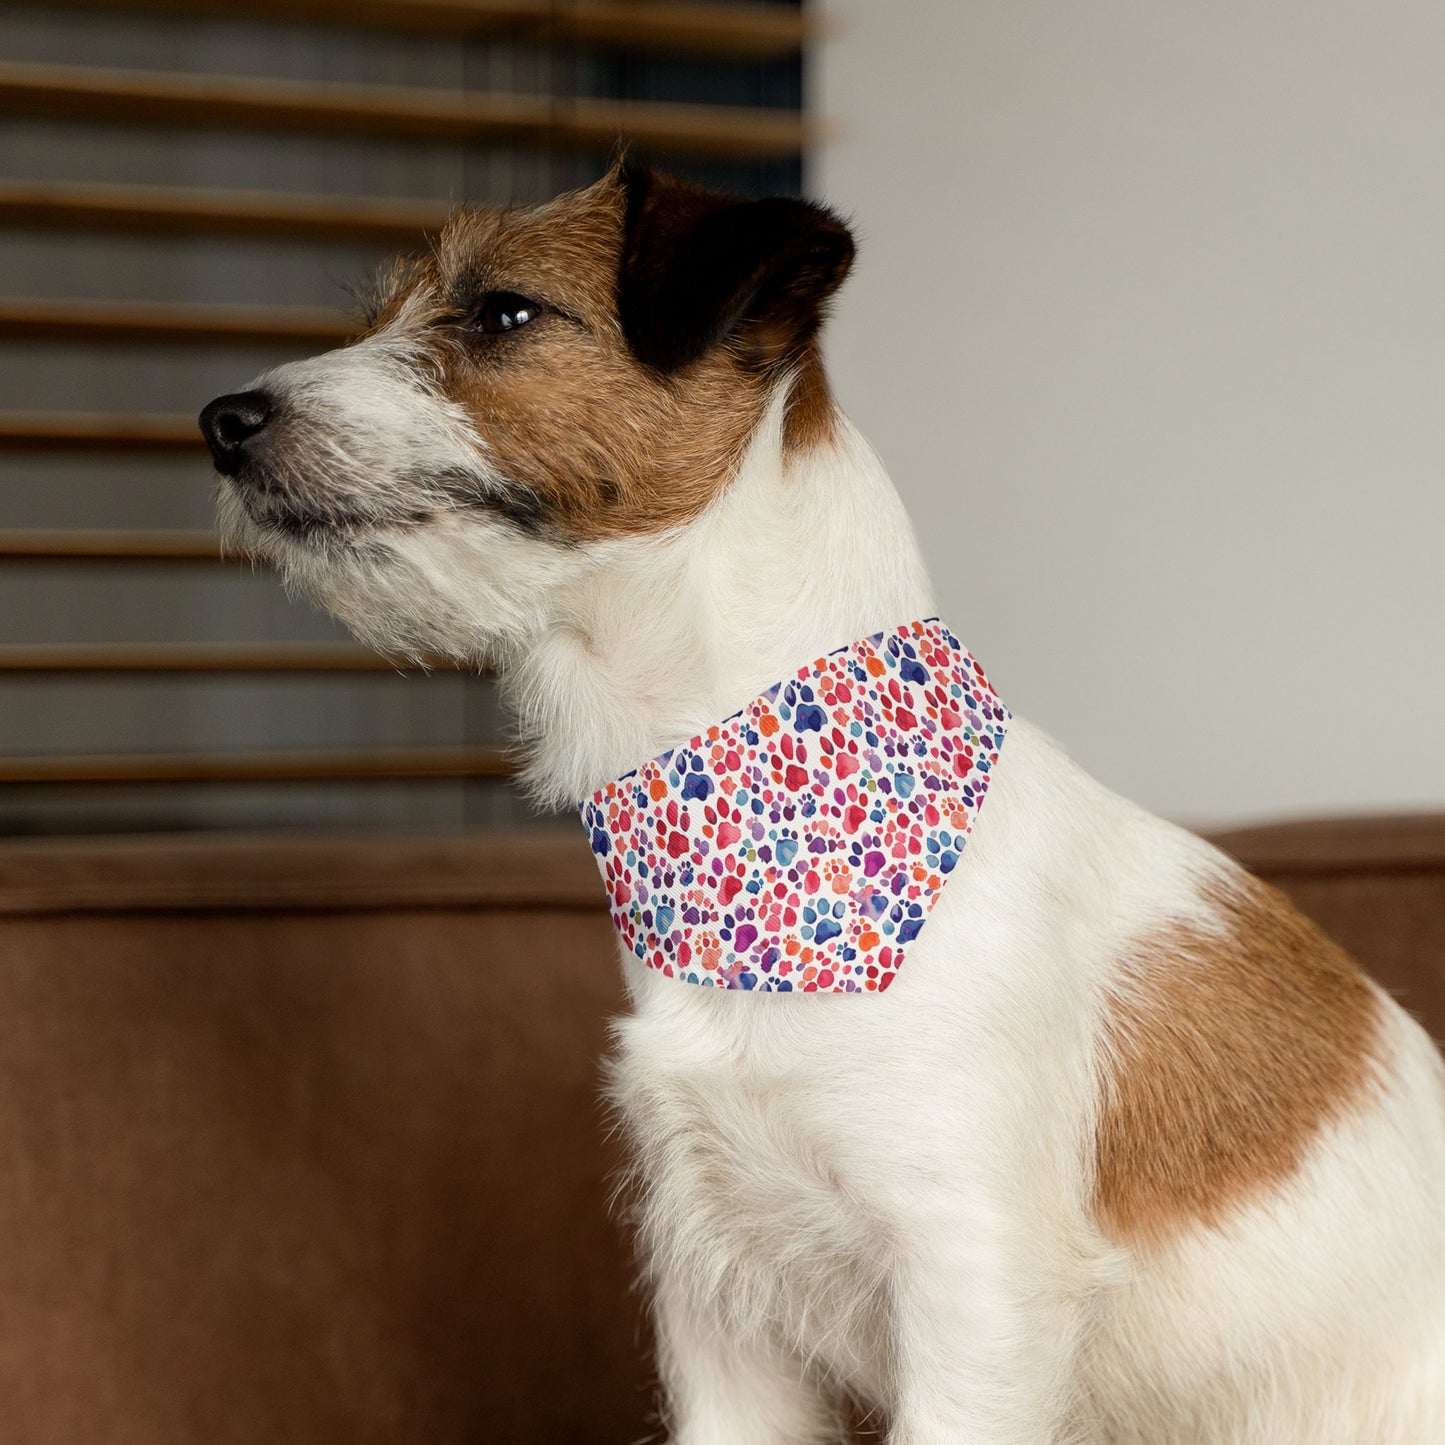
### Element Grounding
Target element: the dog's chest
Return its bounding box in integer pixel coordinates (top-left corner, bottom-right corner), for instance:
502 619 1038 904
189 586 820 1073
612 991 894 1386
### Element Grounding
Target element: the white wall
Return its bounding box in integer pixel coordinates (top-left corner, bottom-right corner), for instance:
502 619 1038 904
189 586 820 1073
812 0 1444 827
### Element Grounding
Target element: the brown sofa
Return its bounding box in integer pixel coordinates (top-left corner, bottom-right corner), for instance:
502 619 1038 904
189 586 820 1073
0 817 1440 1443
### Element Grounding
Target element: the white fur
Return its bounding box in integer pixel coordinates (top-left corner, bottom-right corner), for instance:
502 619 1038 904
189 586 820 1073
221 349 1445 1444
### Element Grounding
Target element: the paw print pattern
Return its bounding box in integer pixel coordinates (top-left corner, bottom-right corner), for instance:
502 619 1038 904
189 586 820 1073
580 620 1010 994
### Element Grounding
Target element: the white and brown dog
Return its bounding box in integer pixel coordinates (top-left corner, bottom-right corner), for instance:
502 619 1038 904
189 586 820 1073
201 164 1445 1444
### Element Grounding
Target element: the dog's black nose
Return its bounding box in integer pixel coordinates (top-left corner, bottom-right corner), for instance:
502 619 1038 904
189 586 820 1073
199 390 273 475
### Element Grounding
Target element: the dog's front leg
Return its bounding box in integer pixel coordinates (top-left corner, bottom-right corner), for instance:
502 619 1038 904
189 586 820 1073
885 1199 1090 1445
653 1274 841 1445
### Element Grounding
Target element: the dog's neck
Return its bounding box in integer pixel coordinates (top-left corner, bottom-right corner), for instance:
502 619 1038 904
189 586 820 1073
504 389 937 808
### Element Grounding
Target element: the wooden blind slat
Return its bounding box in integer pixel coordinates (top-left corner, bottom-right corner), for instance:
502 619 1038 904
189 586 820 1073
546 0 810 58
0 180 448 245
29 0 810 59
0 529 221 561
0 62 813 161
0 643 417 673
0 413 204 452
0 297 353 348
0 745 513 784
0 16 806 812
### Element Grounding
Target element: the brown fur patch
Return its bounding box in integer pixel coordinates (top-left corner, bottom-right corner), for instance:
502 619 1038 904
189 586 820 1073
782 344 840 457
364 170 846 541
1094 872 1382 1246
363 179 764 540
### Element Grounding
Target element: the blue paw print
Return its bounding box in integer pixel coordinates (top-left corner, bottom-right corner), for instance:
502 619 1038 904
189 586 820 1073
680 771 713 801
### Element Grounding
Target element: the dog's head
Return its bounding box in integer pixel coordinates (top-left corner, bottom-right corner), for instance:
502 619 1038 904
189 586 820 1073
200 163 854 661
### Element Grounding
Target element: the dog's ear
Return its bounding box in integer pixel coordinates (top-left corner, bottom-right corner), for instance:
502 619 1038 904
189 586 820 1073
616 162 855 374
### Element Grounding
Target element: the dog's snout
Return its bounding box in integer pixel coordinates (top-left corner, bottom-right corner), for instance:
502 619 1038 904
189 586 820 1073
199 390 274 476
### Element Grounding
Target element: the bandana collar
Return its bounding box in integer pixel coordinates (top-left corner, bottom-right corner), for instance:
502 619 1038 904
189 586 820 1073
580 619 1010 994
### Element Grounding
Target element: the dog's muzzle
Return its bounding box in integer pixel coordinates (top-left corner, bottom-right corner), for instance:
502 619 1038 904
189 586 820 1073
199 390 274 477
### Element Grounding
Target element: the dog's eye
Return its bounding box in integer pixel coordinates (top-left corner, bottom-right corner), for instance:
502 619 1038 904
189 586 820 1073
471 291 544 335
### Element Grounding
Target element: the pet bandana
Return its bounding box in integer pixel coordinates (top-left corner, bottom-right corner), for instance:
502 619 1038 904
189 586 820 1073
580 619 1010 993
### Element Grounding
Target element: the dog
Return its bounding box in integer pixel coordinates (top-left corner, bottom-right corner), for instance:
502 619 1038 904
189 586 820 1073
200 162 1445 1443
